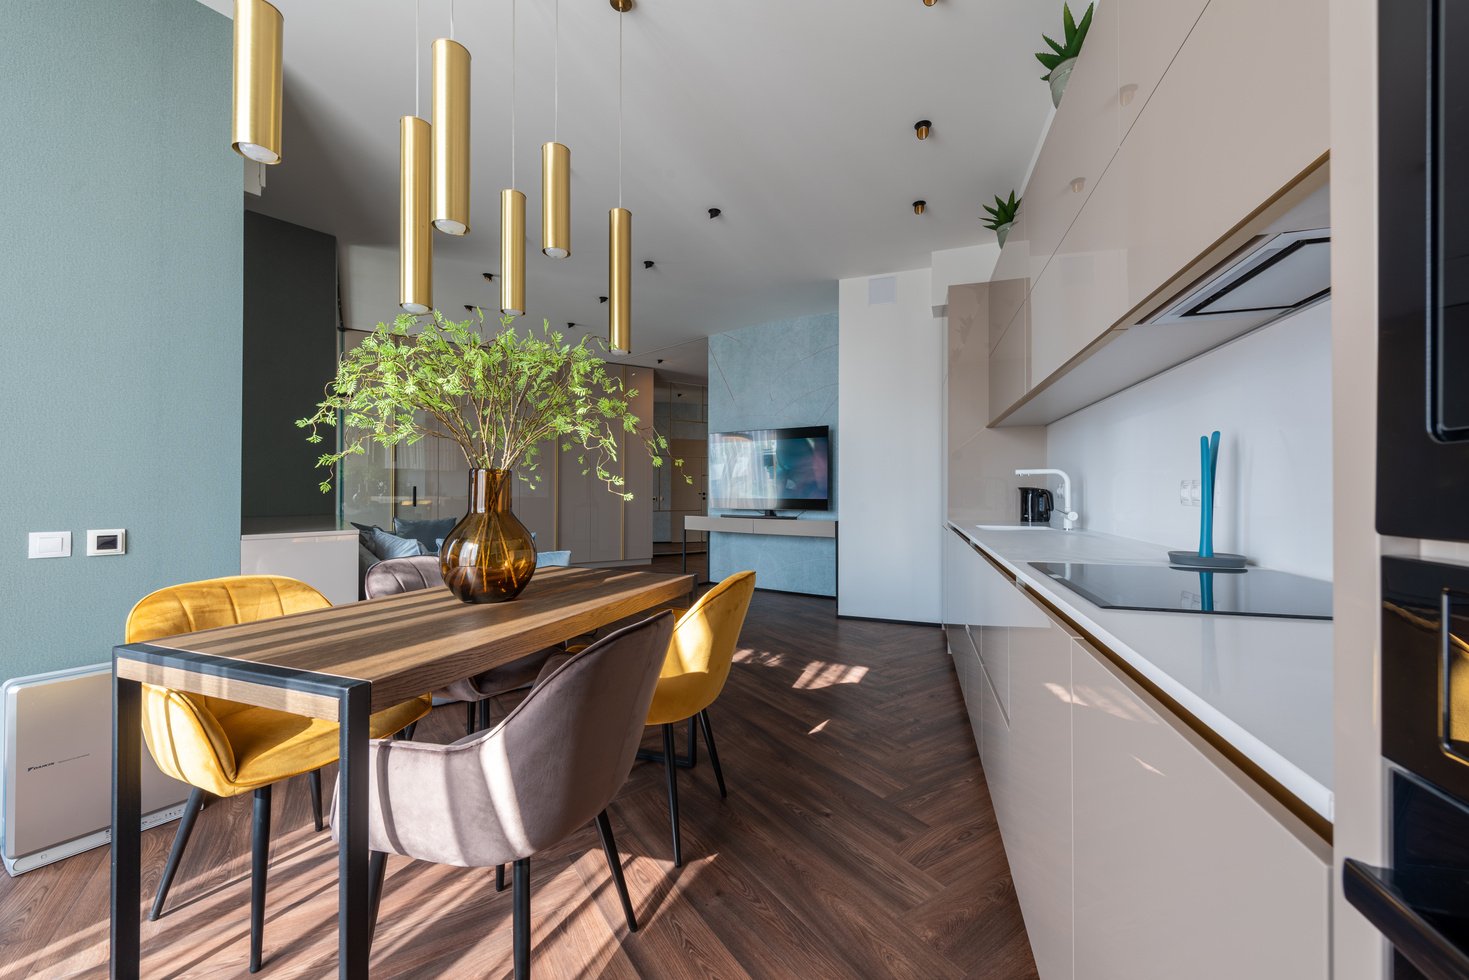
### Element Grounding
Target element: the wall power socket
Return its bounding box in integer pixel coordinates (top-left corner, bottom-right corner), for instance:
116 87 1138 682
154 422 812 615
1178 479 1201 506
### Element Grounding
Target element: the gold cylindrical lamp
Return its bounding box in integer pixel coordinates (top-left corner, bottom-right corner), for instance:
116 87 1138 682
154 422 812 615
231 0 284 164
608 207 631 353
501 188 527 316
542 142 571 257
432 38 471 235
400 116 433 315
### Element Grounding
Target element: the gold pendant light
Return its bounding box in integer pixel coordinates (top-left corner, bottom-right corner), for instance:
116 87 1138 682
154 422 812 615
400 2 432 314
542 0 571 258
231 0 283 164
401 115 433 315
501 188 526 316
608 0 632 352
609 207 631 353
431 36 471 235
501 0 526 315
543 141 571 257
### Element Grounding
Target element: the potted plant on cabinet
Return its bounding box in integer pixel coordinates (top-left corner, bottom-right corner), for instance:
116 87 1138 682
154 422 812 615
982 191 1022 248
299 311 683 603
1036 2 1094 108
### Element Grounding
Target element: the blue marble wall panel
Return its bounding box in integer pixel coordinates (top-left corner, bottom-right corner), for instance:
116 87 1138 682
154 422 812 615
707 311 838 595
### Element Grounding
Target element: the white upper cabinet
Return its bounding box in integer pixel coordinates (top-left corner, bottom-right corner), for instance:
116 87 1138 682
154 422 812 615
1025 0 1121 286
985 0 1328 424
1116 0 1211 137
1113 0 1329 316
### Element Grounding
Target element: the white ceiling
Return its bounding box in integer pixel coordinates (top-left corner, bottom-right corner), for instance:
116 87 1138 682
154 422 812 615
201 0 1057 373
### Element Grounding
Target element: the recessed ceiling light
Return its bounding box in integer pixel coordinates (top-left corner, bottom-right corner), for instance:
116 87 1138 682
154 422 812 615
643 260 655 270
913 200 927 215
708 207 722 219
914 120 932 140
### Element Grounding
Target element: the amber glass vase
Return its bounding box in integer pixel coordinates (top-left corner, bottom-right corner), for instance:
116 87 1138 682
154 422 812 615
439 468 538 603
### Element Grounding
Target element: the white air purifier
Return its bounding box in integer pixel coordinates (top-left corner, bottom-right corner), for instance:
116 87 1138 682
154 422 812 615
2 663 191 876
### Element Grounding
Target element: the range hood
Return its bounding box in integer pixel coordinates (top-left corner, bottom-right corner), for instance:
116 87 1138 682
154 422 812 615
1149 228 1331 330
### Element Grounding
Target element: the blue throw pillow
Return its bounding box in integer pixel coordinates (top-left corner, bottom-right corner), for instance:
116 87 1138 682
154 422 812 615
394 516 457 552
366 526 426 560
536 550 572 567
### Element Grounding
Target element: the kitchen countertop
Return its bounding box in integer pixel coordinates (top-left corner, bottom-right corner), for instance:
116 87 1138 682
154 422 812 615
949 521 1334 823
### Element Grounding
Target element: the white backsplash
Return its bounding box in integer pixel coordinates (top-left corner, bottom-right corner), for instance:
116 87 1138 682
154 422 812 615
1045 301 1332 580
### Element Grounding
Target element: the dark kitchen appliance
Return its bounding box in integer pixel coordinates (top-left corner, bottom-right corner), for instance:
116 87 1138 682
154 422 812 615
1029 562 1333 621
1019 487 1053 525
1344 557 1469 979
1376 0 1469 542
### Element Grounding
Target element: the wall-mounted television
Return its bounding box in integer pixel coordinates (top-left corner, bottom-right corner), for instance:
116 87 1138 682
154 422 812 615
708 425 831 515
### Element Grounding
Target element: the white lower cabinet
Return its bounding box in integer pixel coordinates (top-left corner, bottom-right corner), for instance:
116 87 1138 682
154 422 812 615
1002 611 1076 980
1069 642 1329 979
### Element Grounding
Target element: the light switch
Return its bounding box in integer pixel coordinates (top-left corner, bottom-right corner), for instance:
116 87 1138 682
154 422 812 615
28 531 71 559
86 528 126 556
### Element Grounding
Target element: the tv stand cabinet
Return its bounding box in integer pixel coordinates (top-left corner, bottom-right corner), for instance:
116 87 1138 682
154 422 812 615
682 515 838 588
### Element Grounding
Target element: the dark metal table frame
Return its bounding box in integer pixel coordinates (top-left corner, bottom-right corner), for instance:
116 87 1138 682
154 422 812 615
111 645 373 979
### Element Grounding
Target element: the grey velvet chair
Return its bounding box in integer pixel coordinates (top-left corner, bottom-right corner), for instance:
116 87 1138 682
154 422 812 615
364 554 565 732
332 612 674 978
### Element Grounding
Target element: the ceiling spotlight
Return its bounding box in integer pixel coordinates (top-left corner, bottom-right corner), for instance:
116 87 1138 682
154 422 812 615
464 304 476 312
914 120 932 140
643 260 655 269
482 272 496 282
913 200 927 215
567 321 576 329
922 0 938 6
609 0 634 9
708 207 722 219
657 358 665 364
599 295 608 303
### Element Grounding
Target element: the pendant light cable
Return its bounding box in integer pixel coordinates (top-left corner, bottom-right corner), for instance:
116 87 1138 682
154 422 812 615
415 0 421 116
616 12 622 208
511 0 517 186
450 0 455 40
554 0 560 142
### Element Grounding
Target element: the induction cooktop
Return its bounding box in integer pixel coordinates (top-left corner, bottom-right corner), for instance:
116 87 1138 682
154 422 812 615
1029 562 1333 621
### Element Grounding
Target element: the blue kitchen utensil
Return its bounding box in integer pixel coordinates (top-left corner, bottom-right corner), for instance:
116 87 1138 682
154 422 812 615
1169 429 1247 570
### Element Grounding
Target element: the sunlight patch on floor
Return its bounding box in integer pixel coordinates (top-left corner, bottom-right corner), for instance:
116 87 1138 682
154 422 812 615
792 662 868 690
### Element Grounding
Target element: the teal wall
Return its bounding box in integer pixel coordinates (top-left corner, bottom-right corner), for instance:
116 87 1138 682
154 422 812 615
707 311 838 596
0 1 242 685
242 212 338 520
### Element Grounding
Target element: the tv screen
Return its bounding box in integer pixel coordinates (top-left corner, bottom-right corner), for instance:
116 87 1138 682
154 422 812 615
708 426 831 512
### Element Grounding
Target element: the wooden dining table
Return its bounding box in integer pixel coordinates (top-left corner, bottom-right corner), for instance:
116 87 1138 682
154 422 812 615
110 565 694 979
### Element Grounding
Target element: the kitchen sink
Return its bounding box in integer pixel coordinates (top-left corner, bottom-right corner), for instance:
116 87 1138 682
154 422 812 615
974 524 1057 531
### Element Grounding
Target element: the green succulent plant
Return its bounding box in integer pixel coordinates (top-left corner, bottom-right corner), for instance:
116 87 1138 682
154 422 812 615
1035 2 1094 81
981 191 1021 232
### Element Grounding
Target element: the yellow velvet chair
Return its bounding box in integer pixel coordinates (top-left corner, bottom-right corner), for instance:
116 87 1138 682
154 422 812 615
127 575 432 974
644 570 755 866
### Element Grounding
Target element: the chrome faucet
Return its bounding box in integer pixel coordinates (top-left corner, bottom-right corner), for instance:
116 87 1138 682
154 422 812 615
1015 468 1080 530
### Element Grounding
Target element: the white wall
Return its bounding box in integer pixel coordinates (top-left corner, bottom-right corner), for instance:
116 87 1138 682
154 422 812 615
1046 301 1333 580
838 268 943 622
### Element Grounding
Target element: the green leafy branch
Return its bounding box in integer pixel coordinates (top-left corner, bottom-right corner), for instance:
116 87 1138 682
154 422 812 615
297 310 690 502
1035 2 1093 80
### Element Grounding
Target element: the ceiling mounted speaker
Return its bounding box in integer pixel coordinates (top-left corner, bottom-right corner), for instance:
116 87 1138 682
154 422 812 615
231 0 283 164
432 38 471 235
501 189 526 316
400 116 433 314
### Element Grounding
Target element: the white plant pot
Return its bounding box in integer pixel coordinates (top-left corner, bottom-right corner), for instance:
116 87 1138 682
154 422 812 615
1049 58 1076 108
995 221 1013 249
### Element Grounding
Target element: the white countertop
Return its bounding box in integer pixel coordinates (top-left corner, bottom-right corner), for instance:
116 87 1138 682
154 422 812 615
949 522 1334 822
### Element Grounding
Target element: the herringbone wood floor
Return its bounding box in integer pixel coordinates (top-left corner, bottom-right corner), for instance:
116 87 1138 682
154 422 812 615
0 573 1037 978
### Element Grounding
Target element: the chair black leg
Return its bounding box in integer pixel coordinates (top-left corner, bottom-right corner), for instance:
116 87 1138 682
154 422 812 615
594 810 638 932
496 864 506 892
478 699 491 733
697 709 728 800
402 721 417 741
467 701 477 736
308 769 324 831
367 850 388 952
662 724 682 867
513 858 532 980
248 785 272 973
149 786 206 921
